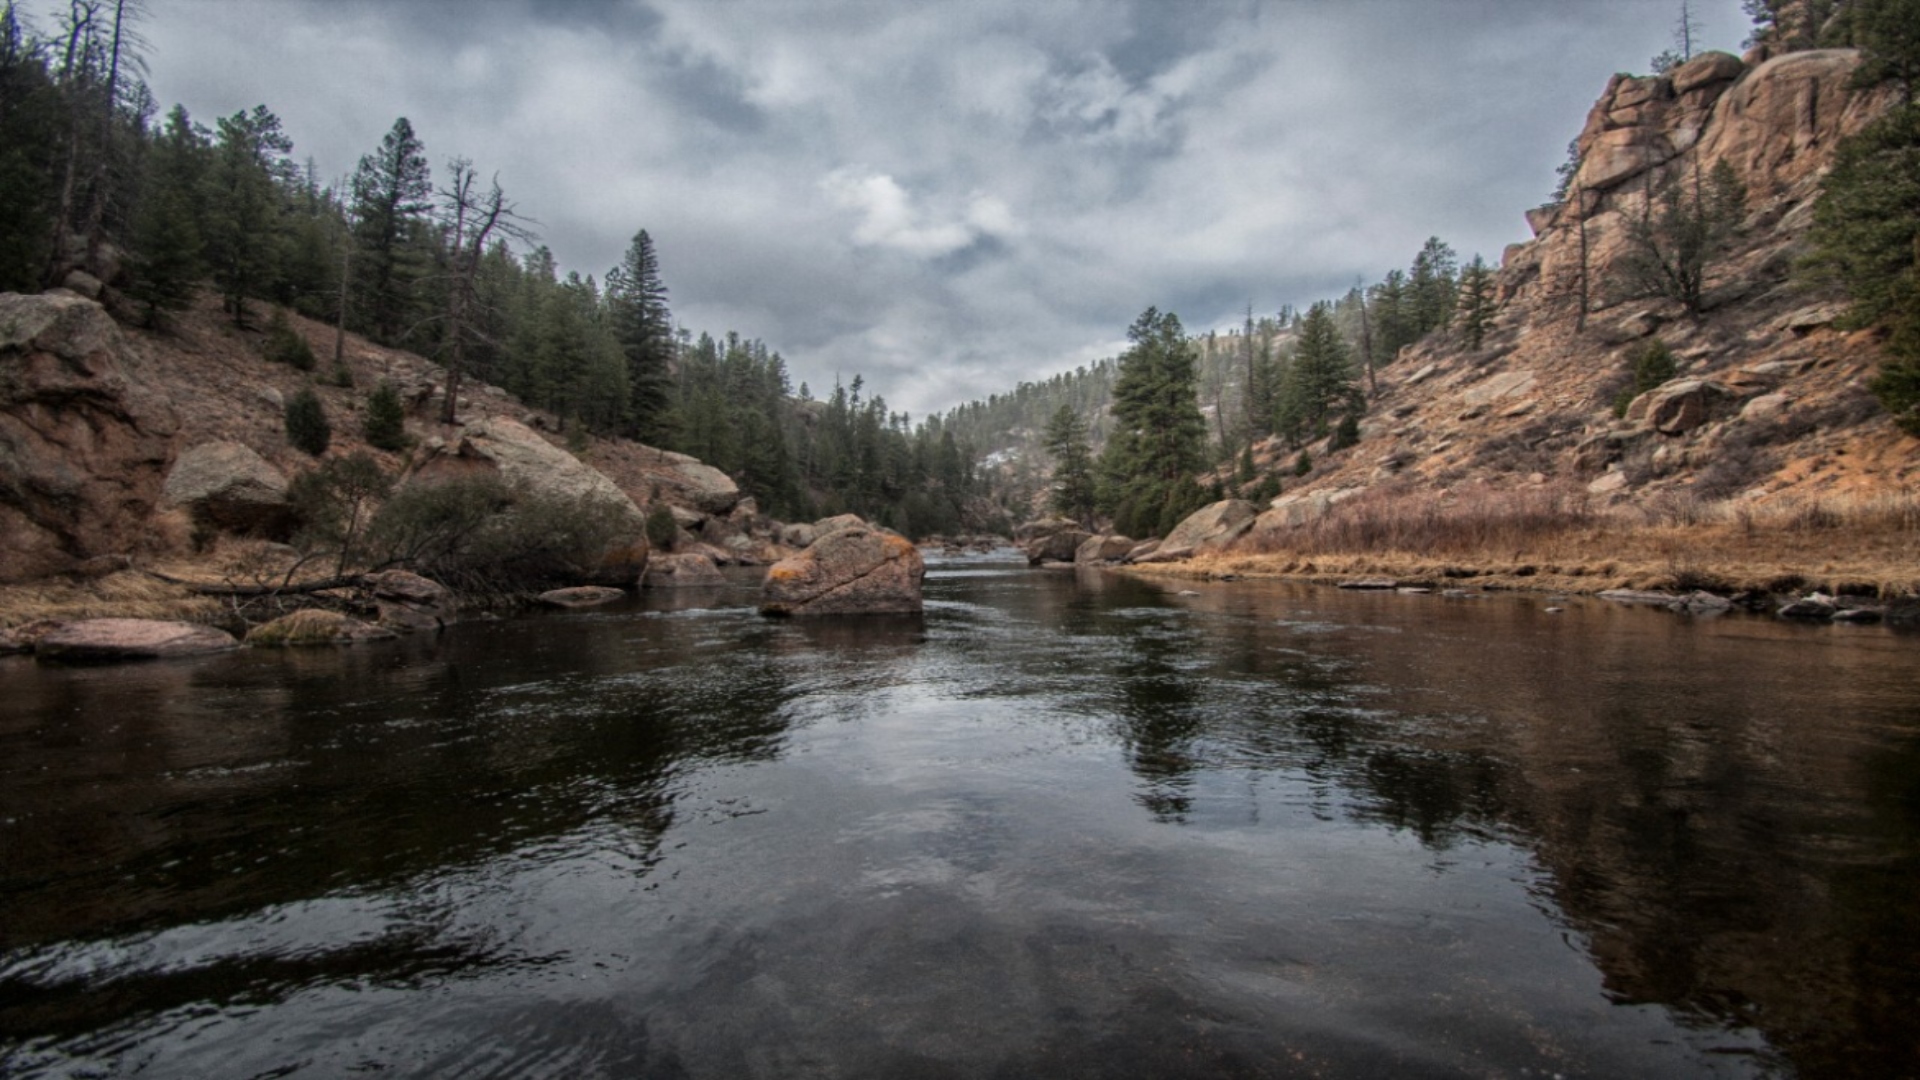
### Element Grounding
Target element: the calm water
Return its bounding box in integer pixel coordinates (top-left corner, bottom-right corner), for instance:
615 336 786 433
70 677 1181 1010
2 554 1918 1079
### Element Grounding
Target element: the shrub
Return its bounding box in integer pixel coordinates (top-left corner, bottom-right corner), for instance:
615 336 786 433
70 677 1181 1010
288 452 392 573
285 387 331 456
264 309 317 371
1615 339 1678 417
1294 449 1313 476
364 381 409 452
328 363 354 389
645 503 678 550
1330 412 1361 452
368 475 638 589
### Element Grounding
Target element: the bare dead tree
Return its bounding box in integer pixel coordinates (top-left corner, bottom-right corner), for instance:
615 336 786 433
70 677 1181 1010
437 157 532 425
79 0 144 273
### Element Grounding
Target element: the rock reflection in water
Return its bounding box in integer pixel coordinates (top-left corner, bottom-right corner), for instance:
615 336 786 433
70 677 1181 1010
1 555 1916 1078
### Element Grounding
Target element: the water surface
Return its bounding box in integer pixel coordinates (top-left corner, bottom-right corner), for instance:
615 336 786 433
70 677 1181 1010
3 556 1917 1078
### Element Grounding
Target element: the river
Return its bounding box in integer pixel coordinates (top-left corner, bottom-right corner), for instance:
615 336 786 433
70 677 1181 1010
2 553 1917 1078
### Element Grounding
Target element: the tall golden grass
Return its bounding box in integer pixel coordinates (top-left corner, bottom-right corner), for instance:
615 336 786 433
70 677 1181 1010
1184 483 1920 597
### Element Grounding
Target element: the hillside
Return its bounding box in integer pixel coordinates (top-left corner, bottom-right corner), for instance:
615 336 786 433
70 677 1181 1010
1151 49 1920 596
0 287 773 594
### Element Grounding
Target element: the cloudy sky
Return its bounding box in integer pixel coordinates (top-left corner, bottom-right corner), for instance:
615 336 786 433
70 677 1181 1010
129 0 1751 416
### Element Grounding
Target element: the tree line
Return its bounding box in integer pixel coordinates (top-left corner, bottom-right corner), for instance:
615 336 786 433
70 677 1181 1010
0 0 986 536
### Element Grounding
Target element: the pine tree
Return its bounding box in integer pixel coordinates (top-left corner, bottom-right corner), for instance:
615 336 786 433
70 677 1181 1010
203 105 292 325
606 228 677 445
1096 307 1208 537
1456 254 1497 349
1809 2 1920 430
1408 236 1458 337
285 386 330 456
123 105 206 323
0 4 61 292
1275 302 1361 443
364 380 408 451
349 117 432 344
1044 404 1097 527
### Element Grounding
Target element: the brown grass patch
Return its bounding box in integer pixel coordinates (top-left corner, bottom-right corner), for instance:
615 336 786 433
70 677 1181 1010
1139 486 1920 598
0 572 223 629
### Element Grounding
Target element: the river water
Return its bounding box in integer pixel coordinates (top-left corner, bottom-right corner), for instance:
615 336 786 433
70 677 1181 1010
2 553 1917 1079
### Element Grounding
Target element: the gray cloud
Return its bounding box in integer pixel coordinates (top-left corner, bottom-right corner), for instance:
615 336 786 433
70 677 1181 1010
128 0 1752 417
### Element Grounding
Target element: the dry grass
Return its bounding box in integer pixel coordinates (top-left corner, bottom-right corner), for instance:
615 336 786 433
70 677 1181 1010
1144 485 1920 598
0 572 224 630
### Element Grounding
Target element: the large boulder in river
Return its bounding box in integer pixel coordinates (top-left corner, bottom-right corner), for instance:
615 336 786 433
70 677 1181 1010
36 618 239 662
366 569 454 631
1074 534 1134 565
162 441 291 536
0 292 179 582
1024 528 1092 565
761 525 925 617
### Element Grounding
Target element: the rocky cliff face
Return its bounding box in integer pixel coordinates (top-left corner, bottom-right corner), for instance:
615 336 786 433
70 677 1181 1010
0 293 180 581
1265 48 1917 517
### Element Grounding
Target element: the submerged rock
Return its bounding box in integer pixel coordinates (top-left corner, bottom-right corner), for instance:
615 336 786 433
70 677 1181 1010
761 525 924 617
1777 594 1838 620
245 608 396 646
537 586 627 608
644 552 725 588
36 618 239 662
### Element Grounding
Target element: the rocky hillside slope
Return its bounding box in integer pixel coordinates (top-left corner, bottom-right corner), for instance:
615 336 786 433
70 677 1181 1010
0 289 770 585
1252 47 1916 520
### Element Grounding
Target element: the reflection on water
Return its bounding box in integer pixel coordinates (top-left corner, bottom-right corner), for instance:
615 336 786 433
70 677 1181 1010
2 555 1917 1078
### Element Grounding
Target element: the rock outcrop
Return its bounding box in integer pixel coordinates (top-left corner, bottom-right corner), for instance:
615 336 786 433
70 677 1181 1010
162 440 291 536
417 417 645 526
1143 500 1257 562
0 292 178 582
36 618 239 662
761 525 925 616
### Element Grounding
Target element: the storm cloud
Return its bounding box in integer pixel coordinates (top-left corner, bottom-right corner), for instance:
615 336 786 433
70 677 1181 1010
131 0 1751 416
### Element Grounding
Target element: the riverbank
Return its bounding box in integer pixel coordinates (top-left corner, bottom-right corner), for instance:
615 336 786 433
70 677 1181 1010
1128 489 1920 601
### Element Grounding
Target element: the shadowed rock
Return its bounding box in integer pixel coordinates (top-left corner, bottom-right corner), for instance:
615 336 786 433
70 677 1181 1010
163 441 291 536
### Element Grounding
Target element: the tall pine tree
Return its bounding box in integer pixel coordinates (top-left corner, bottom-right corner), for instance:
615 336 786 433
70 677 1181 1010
1097 307 1209 537
606 228 677 445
